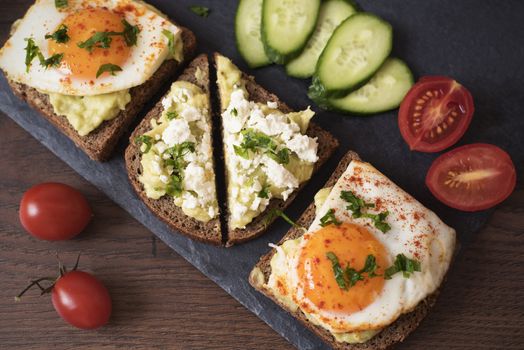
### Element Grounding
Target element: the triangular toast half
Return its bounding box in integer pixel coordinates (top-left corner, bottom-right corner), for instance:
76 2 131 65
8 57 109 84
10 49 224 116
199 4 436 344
214 53 339 246
125 54 221 244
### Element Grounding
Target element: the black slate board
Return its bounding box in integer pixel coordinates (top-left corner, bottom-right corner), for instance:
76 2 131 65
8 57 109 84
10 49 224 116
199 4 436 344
1 1 523 349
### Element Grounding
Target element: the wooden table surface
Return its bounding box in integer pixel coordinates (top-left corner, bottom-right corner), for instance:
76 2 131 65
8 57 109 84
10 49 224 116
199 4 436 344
0 2 523 349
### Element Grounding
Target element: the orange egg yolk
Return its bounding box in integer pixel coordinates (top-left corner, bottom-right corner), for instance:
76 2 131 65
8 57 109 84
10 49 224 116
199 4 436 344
48 8 131 80
297 223 389 314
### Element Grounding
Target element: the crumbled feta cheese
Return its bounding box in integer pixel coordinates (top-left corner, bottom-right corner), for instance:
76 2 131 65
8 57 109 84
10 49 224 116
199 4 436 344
159 175 169 184
267 101 278 109
180 106 201 122
151 160 162 175
155 141 168 154
287 134 319 162
263 157 299 190
161 118 194 146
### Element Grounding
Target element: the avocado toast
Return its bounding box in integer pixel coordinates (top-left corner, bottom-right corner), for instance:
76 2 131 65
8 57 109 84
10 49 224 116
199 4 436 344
215 53 339 246
125 54 221 244
249 150 456 349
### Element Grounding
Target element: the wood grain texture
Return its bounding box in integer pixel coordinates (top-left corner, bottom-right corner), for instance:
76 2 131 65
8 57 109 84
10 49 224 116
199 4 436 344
0 3 523 349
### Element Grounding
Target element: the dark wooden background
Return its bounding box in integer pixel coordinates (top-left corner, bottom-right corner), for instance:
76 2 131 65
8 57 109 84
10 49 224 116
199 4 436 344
0 2 523 349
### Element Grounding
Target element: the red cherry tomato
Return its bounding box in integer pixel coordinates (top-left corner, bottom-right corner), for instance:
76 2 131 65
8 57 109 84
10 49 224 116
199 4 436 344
399 76 474 152
52 271 112 330
426 143 516 211
19 183 92 240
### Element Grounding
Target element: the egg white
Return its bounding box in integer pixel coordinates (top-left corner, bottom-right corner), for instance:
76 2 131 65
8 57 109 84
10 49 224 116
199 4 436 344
0 0 180 96
266 160 456 335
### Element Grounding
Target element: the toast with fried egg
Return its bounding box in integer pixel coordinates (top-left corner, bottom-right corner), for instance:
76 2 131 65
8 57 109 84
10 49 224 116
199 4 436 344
125 54 221 245
0 0 196 161
250 150 456 349
214 53 339 246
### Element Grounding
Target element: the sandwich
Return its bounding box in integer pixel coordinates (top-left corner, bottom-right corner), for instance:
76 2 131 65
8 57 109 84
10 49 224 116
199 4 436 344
125 54 221 245
0 0 196 161
215 53 339 246
249 150 456 349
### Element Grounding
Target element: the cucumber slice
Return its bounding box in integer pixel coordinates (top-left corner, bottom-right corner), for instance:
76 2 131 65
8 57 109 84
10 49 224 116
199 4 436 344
308 13 393 100
324 58 414 115
235 0 271 68
285 0 358 78
262 0 321 64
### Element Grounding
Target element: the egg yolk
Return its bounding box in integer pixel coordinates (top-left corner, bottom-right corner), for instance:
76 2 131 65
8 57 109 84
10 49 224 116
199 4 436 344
297 223 389 314
48 8 131 80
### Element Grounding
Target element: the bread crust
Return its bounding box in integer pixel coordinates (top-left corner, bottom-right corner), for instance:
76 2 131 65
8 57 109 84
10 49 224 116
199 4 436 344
249 150 441 350
124 54 222 245
5 27 197 161
212 53 339 246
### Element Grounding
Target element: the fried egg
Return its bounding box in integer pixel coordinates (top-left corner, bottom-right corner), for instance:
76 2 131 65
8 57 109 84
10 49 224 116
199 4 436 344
0 0 181 96
264 160 456 339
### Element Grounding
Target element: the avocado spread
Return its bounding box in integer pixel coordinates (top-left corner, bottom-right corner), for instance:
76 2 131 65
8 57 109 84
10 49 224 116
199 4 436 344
48 90 131 136
136 81 218 223
216 55 318 229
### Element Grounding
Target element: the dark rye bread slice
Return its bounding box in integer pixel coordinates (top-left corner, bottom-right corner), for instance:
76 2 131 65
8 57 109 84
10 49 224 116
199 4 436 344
124 54 221 245
213 53 339 247
249 150 440 350
6 27 196 161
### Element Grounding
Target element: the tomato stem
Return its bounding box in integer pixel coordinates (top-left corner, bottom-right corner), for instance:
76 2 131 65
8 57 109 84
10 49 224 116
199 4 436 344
15 277 56 301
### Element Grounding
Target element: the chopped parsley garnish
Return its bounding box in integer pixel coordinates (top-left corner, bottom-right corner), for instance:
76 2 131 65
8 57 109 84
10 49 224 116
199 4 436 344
231 107 238 116
162 30 177 58
55 0 68 8
135 135 153 153
319 209 341 227
326 252 381 290
24 38 63 72
264 209 305 231
384 254 421 280
163 142 196 197
166 111 178 120
24 38 40 72
96 63 122 78
257 183 270 199
77 20 140 52
234 129 291 164
41 53 64 69
45 25 69 43
340 191 391 233
189 6 210 17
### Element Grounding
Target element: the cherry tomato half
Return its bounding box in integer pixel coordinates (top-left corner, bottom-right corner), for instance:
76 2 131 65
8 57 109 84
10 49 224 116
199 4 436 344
19 183 92 240
426 143 516 211
399 76 474 152
52 271 112 330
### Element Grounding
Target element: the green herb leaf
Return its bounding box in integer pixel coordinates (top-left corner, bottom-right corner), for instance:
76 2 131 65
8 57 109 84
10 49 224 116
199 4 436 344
45 25 69 43
78 32 113 52
96 63 122 78
267 147 290 165
346 266 364 287
162 29 176 58
189 5 210 17
319 208 341 227
258 183 270 199
340 191 390 233
362 211 391 233
41 53 63 69
264 209 305 231
78 20 139 52
384 254 421 280
231 107 238 116
24 38 40 72
166 174 183 197
236 129 290 164
359 255 380 277
326 252 347 290
135 135 153 153
55 0 68 8
122 19 139 47
166 111 178 120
